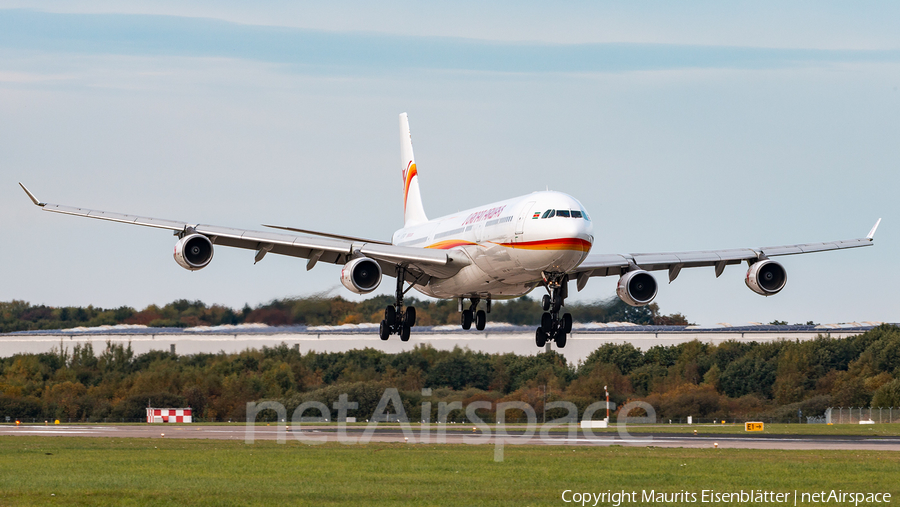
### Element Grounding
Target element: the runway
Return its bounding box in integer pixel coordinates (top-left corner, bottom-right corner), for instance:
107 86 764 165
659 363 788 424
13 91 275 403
1 327 875 365
3 424 900 451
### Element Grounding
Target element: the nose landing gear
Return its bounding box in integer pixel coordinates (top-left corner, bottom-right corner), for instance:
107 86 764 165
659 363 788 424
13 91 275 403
379 266 417 341
536 273 572 348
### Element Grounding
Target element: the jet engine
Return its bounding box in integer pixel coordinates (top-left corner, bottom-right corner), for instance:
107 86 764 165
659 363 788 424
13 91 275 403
745 259 787 296
340 257 382 294
617 270 658 307
174 234 214 271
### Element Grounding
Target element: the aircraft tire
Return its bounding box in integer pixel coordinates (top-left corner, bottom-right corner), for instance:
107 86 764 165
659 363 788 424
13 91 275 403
540 312 553 333
400 324 411 342
384 305 396 325
541 295 551 312
379 320 390 341
404 307 416 327
461 309 473 330
475 310 486 331
562 313 573 334
535 328 547 348
556 330 567 348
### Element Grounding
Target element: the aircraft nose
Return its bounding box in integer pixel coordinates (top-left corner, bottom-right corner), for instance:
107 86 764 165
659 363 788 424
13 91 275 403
554 216 593 252
574 216 593 244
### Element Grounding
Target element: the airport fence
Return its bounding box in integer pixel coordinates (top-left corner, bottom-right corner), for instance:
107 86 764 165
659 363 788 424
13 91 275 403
625 409 900 426
825 407 898 424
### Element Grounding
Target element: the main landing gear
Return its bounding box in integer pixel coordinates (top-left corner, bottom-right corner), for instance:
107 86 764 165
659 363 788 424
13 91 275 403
379 266 417 342
535 273 572 348
460 296 490 332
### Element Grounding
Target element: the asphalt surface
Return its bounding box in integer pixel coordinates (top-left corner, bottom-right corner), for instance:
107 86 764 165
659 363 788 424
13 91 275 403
2 329 871 365
3 424 900 450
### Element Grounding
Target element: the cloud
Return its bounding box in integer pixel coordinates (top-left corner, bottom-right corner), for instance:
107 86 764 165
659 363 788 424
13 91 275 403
2 9 899 74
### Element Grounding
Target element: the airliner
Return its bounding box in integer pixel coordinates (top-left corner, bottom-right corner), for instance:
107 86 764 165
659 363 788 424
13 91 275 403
20 113 880 348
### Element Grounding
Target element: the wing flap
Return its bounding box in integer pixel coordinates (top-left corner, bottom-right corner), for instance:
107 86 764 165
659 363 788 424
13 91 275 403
359 243 457 266
197 224 459 268
196 224 352 253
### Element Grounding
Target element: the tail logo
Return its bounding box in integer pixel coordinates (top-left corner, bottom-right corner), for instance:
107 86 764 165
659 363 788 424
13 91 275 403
403 161 417 213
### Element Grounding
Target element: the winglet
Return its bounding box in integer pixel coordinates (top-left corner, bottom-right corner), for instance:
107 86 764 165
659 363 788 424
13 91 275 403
867 218 882 240
18 183 45 207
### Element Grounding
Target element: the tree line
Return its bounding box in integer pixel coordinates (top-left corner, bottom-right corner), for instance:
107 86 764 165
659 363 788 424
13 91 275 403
0 295 690 333
2 325 898 424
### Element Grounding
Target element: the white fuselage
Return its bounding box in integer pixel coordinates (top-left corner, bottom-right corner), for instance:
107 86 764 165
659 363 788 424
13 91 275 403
392 191 594 299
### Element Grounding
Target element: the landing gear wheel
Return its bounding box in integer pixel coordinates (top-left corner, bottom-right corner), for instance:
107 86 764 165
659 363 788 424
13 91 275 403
475 310 486 331
541 295 551 312
400 324 411 342
379 320 390 341
535 328 547 348
461 309 473 330
404 307 416 327
540 312 553 333
384 305 396 325
562 313 573 334
555 331 567 348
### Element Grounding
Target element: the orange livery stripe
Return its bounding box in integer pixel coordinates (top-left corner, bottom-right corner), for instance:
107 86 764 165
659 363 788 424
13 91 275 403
403 162 417 213
499 238 592 252
425 239 477 250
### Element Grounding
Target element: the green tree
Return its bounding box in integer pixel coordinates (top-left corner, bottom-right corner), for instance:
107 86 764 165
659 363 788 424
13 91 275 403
872 379 900 407
582 343 644 376
720 355 777 399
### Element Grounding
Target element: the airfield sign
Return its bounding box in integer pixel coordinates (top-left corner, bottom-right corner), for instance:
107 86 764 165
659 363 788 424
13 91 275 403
745 422 764 431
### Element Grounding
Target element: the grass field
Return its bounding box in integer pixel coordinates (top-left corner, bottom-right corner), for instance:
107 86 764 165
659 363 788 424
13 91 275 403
1 436 898 506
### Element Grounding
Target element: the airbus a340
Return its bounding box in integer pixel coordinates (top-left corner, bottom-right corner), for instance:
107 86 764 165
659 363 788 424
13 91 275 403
20 113 880 348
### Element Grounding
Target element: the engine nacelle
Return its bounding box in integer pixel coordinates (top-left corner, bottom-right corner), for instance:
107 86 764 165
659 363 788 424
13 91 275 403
174 234 214 271
340 257 382 294
617 270 658 307
745 259 787 296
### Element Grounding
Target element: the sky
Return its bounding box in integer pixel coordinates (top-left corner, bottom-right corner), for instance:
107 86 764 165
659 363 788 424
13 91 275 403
1 2 898 327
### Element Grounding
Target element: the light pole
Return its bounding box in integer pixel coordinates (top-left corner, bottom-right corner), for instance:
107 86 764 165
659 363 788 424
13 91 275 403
604 385 609 421
542 384 547 424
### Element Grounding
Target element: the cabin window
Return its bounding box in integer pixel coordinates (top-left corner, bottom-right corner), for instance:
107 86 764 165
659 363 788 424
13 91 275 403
541 209 555 219
556 210 571 218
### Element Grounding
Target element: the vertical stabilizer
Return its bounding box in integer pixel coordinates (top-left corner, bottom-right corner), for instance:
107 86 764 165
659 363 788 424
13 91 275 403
399 113 428 226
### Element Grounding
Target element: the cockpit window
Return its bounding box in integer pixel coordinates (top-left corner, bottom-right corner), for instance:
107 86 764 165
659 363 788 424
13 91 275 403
542 208 589 219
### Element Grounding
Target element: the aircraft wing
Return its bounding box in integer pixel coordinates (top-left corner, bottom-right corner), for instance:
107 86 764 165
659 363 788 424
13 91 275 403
19 184 468 280
571 220 880 291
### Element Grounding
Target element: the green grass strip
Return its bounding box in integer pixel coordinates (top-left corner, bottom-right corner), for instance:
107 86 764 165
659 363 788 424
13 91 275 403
1 436 898 506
